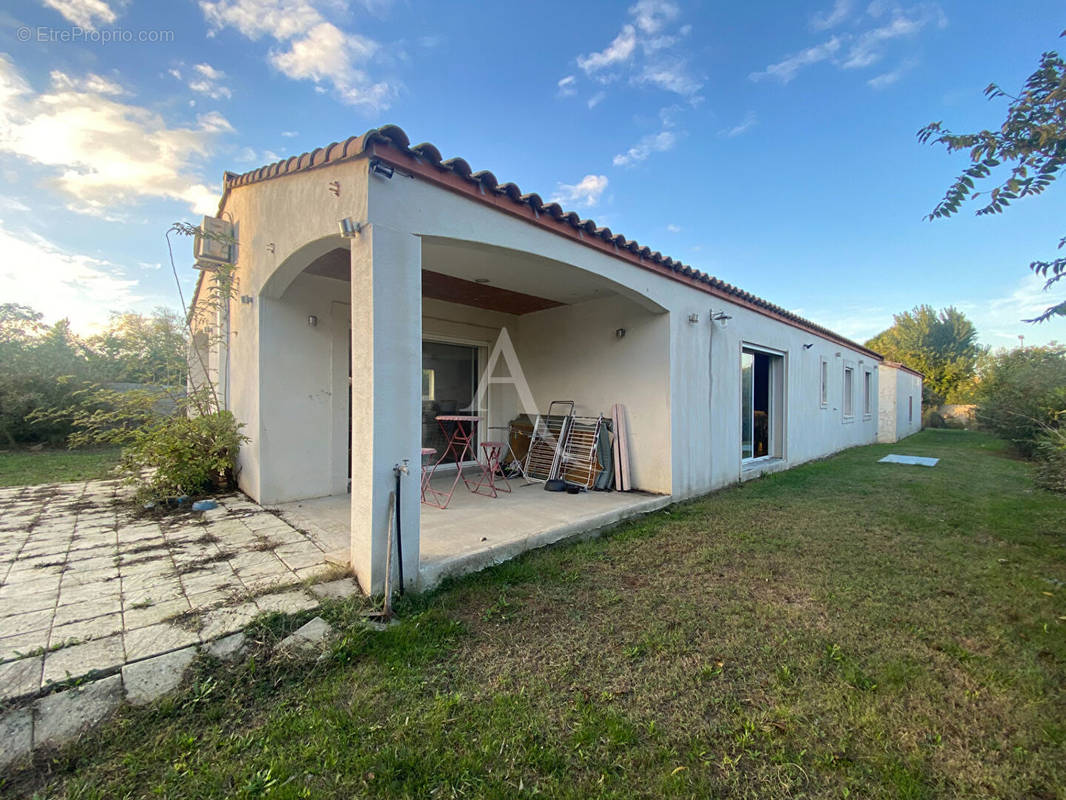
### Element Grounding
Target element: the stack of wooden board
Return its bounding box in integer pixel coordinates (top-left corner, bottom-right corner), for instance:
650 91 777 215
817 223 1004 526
611 403 632 491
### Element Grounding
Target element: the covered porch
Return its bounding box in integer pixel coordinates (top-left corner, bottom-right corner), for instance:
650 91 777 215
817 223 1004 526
260 233 673 594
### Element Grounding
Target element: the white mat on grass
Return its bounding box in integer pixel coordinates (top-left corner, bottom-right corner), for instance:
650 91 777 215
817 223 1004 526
879 454 939 467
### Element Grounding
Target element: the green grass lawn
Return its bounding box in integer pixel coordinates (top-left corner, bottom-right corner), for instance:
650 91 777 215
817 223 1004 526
0 446 121 487
4 430 1064 799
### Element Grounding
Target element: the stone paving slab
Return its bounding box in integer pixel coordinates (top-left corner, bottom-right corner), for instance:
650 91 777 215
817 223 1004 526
33 674 123 750
122 646 197 706
0 479 348 703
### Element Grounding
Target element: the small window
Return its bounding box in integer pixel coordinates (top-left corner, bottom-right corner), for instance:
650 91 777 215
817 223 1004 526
843 366 854 418
909 395 913 423
863 370 872 417
819 358 829 407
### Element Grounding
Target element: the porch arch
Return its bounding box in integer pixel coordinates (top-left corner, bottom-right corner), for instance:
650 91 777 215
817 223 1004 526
260 234 348 300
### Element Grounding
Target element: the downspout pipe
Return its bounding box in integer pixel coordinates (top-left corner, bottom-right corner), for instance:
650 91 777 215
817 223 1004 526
393 460 409 594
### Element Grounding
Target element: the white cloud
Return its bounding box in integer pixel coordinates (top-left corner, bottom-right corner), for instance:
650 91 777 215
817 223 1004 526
805 275 1063 348
720 111 757 137
752 4 945 86
0 195 31 213
842 14 925 69
0 222 143 332
0 57 229 216
811 0 851 30
578 24 638 74
41 0 118 30
49 70 125 95
613 130 676 167
200 0 395 110
551 174 608 208
666 223 681 233
235 146 279 164
867 58 916 89
567 2 701 103
958 274 1066 346
636 58 701 98
587 90 606 108
750 37 843 83
281 130 299 137
630 0 680 35
557 74 577 97
186 62 232 99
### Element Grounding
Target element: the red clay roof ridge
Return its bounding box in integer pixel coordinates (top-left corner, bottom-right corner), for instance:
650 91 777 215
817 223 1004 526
220 124 885 361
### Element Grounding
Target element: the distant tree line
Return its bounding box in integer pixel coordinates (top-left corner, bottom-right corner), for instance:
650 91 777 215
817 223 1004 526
0 303 187 446
866 305 1064 492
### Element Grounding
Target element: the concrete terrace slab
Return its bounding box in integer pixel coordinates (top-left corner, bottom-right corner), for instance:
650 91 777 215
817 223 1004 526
419 477 672 588
0 479 348 702
278 481 672 591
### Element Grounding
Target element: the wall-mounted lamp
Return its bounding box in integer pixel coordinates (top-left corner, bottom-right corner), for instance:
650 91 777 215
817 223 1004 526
688 312 700 324
266 242 275 254
328 180 340 197
710 311 732 329
339 218 363 238
240 295 253 305
615 328 626 339
307 315 318 327
802 343 814 350
370 160 395 180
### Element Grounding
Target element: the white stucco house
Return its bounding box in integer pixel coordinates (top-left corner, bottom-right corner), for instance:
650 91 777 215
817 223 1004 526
189 124 922 595
877 361 924 443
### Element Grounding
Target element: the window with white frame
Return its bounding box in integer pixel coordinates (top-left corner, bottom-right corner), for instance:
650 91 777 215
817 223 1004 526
863 370 872 417
843 365 854 419
819 357 829 407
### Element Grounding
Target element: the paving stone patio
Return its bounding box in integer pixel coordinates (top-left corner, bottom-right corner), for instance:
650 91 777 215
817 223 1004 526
0 479 353 704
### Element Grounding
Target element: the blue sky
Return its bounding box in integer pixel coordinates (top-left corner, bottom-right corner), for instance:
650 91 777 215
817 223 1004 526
1 0 1064 347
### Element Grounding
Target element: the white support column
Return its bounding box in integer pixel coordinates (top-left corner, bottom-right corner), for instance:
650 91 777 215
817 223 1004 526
349 224 422 595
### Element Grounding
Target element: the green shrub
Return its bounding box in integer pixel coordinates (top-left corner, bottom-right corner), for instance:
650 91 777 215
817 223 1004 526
47 386 247 502
974 345 1066 458
119 409 246 501
922 408 945 428
1034 428 1066 493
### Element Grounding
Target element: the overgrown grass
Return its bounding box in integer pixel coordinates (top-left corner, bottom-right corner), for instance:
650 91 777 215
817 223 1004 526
4 431 1064 798
0 446 120 487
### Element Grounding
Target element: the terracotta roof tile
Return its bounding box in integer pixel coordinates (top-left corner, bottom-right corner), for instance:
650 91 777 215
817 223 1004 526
219 124 884 359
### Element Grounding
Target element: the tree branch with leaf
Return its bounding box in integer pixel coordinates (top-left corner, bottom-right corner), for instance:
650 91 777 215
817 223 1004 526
918 30 1066 322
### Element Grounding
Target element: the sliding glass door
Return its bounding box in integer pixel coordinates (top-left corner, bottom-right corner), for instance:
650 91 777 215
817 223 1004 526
741 351 755 459
741 347 781 461
421 340 479 464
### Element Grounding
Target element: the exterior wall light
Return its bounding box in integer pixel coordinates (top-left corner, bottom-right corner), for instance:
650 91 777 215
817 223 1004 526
711 311 732 328
339 218 363 237
308 315 318 327
688 313 700 324
615 328 626 339
370 160 395 180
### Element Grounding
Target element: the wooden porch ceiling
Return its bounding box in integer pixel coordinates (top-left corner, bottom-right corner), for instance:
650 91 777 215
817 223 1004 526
303 248 565 315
